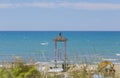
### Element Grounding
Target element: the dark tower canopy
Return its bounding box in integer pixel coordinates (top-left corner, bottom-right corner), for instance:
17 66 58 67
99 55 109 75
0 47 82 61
53 32 67 42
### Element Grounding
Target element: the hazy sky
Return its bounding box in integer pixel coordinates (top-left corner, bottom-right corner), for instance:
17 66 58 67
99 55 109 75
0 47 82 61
0 0 120 31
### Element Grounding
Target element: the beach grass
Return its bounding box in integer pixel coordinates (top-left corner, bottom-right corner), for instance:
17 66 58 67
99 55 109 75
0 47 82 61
1 64 120 78
0 56 120 78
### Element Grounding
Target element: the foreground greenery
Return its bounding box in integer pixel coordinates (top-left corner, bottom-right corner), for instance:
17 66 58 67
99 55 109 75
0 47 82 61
0 62 65 78
0 64 88 78
0 62 118 78
0 63 41 78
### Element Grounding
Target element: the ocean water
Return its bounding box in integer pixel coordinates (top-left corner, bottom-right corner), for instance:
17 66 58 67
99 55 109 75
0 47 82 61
0 31 120 64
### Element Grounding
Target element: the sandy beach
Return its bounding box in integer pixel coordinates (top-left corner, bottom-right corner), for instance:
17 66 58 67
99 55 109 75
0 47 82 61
114 64 120 78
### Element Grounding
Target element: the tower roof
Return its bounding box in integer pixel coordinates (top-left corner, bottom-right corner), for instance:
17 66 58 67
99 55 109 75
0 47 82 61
53 32 67 42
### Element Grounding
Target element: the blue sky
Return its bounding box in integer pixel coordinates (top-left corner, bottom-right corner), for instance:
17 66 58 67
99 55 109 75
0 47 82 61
0 0 120 31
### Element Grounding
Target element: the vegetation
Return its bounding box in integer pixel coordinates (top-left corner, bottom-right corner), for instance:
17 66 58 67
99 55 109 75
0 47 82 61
0 60 119 78
69 69 88 78
0 62 41 78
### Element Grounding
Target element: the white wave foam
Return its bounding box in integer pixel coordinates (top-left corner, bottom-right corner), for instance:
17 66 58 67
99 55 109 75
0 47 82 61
116 53 120 56
102 58 118 61
40 42 49 46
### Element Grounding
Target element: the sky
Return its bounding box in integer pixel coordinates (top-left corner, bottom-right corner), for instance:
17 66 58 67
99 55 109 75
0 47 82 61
0 0 120 31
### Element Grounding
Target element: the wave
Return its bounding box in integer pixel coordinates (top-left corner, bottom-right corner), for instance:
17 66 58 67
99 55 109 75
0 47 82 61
102 58 118 61
40 42 49 46
116 53 120 56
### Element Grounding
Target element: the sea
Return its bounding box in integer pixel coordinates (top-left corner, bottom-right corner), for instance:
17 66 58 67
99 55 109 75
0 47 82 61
0 31 120 64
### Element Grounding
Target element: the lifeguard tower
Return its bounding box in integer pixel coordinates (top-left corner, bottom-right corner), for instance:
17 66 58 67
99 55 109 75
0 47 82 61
53 32 67 72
